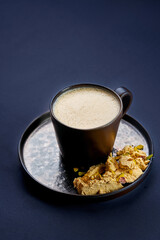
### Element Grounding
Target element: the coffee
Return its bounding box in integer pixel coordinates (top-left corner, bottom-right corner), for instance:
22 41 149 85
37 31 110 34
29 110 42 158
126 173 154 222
53 87 120 129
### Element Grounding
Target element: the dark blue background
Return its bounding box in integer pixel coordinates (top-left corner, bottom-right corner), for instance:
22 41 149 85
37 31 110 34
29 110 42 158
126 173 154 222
0 0 160 239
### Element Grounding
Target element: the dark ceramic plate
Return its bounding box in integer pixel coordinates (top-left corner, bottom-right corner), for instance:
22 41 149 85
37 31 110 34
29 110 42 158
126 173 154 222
18 112 153 201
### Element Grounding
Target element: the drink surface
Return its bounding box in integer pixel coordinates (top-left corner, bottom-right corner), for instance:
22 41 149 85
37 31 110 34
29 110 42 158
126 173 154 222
53 87 120 129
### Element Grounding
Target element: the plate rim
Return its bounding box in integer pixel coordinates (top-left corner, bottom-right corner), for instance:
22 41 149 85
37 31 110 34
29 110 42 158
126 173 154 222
18 112 154 200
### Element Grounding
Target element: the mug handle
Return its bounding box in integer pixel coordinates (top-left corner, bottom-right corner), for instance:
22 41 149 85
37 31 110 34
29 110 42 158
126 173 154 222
115 87 133 116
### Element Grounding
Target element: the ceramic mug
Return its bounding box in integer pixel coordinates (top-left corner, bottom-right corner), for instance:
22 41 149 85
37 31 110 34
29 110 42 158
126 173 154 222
50 84 132 168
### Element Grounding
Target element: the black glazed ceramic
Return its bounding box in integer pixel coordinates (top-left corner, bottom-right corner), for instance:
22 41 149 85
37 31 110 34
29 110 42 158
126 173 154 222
18 112 153 202
50 84 133 168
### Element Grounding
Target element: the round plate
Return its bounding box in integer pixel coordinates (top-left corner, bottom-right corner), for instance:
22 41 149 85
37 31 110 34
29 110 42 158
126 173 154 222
18 112 153 201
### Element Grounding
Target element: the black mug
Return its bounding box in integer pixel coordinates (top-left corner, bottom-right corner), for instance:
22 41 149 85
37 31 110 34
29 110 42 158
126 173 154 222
50 84 132 168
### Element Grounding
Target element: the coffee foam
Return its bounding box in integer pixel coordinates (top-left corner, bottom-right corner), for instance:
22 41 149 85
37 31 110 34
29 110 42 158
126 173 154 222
53 87 120 129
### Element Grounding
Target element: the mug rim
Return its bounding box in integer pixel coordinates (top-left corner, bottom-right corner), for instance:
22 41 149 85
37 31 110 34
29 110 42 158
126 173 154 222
50 83 123 131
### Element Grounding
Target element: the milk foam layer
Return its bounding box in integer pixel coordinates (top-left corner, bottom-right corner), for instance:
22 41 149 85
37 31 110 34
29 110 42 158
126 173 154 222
53 87 120 129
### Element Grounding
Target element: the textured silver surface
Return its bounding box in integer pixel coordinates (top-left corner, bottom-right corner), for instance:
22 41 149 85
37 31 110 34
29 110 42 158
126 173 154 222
23 117 149 193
